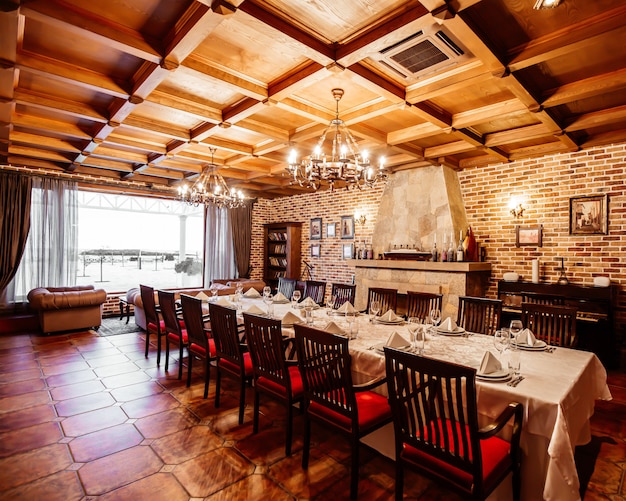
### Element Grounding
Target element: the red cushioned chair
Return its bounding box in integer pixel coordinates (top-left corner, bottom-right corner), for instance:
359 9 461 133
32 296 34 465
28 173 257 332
180 294 216 398
140 284 165 364
243 312 304 456
157 290 187 380
209 303 253 424
294 323 392 500
384 347 523 501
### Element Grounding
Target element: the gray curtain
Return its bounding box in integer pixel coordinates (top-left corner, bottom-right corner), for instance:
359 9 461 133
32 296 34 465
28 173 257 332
229 202 253 278
0 172 32 299
203 204 236 285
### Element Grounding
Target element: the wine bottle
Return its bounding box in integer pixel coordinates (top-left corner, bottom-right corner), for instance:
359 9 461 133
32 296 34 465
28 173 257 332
431 242 438 262
447 233 455 262
456 229 464 262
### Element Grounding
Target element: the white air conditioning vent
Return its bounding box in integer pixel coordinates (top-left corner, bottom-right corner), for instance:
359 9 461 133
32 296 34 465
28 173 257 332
376 26 472 80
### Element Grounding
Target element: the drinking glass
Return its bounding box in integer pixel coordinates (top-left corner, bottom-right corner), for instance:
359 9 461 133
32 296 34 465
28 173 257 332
494 329 509 359
508 345 521 377
346 312 358 339
263 286 271 298
291 290 301 309
209 284 219 302
407 317 423 354
304 306 314 325
369 300 381 323
509 319 523 344
263 293 273 316
429 308 441 329
326 295 336 315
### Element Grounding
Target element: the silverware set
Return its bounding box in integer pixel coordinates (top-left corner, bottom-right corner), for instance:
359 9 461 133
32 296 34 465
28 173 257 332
507 375 525 387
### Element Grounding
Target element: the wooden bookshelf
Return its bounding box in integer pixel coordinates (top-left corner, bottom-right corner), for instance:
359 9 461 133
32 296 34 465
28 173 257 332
263 222 302 291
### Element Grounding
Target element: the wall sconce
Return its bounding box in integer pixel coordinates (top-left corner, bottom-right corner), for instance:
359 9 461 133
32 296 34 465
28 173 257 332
508 197 525 219
533 0 561 9
354 212 367 226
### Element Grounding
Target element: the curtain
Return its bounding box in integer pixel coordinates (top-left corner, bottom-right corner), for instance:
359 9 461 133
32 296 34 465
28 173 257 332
2 176 78 304
0 172 32 299
229 201 253 278
203 204 236 285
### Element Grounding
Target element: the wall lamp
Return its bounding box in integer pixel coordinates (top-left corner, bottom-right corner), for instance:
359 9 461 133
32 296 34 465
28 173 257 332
533 0 561 9
508 197 525 219
354 212 367 226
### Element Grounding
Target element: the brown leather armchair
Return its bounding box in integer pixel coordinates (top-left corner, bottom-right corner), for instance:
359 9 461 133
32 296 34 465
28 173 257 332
27 286 107 334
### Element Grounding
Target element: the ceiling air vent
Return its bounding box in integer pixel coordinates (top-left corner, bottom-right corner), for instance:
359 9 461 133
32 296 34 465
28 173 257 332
376 26 471 80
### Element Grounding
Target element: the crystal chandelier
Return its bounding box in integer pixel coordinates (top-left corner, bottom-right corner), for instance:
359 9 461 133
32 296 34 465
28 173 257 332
178 148 245 208
286 88 388 190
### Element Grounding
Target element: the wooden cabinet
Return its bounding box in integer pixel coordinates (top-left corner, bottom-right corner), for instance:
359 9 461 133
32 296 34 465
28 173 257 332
263 222 302 291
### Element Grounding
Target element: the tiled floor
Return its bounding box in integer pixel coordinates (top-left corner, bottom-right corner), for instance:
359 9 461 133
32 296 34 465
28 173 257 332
0 324 624 500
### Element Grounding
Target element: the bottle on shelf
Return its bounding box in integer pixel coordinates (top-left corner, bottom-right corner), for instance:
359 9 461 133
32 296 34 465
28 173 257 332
447 232 455 262
441 234 448 262
456 229 464 262
431 240 438 262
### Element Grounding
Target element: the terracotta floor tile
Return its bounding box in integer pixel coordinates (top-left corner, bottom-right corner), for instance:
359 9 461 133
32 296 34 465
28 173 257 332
69 423 144 462
0 335 32 350
150 425 223 464
38 353 81 366
0 469 83 501
0 359 39 373
205 473 295 501
96 472 188 501
79 347 122 360
101 369 151 389
0 367 42 384
121 392 180 419
173 447 254 498
0 389 50 413
236 422 303 466
61 405 128 437
0 421 62 458
41 360 91 376
73 337 114 351
0 443 72 491
86 353 130 368
0 376 45 396
49 379 105 401
0 403 56 433
94 361 140 378
78 445 163 496
45 368 97 387
54 391 116 417
133 408 198 439
110 381 163 402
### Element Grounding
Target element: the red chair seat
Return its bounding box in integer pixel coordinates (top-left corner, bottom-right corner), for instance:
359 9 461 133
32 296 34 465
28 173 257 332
309 390 391 432
147 319 165 333
189 338 216 358
167 329 188 344
256 365 303 398
218 352 253 377
401 418 512 493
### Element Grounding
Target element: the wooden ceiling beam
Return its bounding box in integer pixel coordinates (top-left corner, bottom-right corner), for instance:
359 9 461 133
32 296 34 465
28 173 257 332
14 89 107 123
484 123 553 147
565 104 626 132
452 99 528 129
388 123 445 145
147 89 223 124
405 63 491 103
122 116 190 142
11 113 92 140
10 130 82 152
542 68 626 108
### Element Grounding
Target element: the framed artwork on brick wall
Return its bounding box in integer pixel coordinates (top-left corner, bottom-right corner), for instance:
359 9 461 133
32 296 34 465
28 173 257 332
342 243 354 259
327 222 336 237
569 194 608 235
310 244 320 257
340 216 354 239
515 225 543 247
310 217 322 240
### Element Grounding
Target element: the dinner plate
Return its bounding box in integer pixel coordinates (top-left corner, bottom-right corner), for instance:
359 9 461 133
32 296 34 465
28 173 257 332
281 320 302 327
477 373 513 383
373 343 410 354
512 340 547 351
436 326 465 336
296 304 320 310
374 318 404 325
477 368 510 379
272 299 290 304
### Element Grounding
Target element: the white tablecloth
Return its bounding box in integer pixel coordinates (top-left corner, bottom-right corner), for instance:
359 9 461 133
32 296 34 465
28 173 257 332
232 298 612 501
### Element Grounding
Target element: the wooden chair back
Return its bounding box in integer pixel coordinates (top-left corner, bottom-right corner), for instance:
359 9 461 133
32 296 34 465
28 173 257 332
521 302 578 347
157 290 180 337
243 313 290 389
180 294 208 351
304 280 327 306
209 303 245 367
277 277 297 299
366 287 398 314
330 283 356 308
406 291 443 321
457 296 502 335
140 284 159 329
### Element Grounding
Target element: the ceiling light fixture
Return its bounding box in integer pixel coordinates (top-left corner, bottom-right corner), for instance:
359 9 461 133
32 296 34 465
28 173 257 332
178 147 245 209
286 88 388 191
533 0 561 9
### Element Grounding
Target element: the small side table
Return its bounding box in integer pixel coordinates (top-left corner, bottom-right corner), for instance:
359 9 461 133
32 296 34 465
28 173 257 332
119 296 131 324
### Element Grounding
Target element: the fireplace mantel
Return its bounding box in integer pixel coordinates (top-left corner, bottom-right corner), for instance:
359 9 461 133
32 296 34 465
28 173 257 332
347 259 492 319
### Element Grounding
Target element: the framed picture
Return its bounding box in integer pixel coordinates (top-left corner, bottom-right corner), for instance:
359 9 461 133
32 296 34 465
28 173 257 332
340 216 354 239
342 243 354 259
569 194 608 235
310 217 322 240
326 222 336 238
515 225 543 247
310 244 320 257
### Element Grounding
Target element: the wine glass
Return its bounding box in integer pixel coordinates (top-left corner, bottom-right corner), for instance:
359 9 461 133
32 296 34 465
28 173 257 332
209 283 219 302
326 295 336 315
509 319 523 344
263 292 273 316
407 317 422 354
429 308 441 330
263 286 271 298
494 329 509 359
291 290 301 309
369 300 381 323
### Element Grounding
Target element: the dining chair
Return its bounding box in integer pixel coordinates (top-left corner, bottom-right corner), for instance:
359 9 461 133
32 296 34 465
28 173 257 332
277 277 297 299
303 280 327 306
521 302 578 347
405 290 443 321
157 290 187 379
366 287 397 314
209 302 253 424
522 293 565 306
243 313 304 456
330 283 356 308
384 347 524 501
180 294 216 398
139 284 165 363
294 324 392 500
456 296 502 335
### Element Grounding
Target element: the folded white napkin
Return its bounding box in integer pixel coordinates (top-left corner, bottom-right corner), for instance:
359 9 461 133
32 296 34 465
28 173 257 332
273 291 289 303
300 297 317 308
324 321 345 335
378 310 402 322
516 328 538 347
215 297 235 308
244 288 261 298
336 301 356 314
196 291 210 301
246 304 265 315
439 317 458 332
479 351 502 375
281 310 301 325
386 331 409 348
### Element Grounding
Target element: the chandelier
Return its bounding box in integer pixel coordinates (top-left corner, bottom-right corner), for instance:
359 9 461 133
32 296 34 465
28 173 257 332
178 148 245 208
286 88 388 190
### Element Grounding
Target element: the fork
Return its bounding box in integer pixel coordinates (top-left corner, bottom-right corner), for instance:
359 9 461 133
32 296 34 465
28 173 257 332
508 376 525 387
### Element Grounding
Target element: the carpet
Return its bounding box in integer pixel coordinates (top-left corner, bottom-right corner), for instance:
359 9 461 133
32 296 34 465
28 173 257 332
98 316 142 336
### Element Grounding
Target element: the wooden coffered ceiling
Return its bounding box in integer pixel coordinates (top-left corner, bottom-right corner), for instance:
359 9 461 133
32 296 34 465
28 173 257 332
1 0 626 198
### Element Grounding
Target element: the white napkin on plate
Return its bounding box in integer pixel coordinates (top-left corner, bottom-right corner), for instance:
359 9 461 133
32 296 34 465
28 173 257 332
196 291 210 301
378 310 402 322
215 297 235 308
281 310 301 325
300 297 317 308
324 321 345 335
336 301 357 314
385 331 409 348
244 288 261 298
479 351 502 375
516 328 538 347
246 304 265 315
273 291 289 303
439 317 458 332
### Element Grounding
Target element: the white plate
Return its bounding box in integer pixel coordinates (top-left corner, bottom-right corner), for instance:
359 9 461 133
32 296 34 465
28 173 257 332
512 340 547 351
374 318 404 325
477 373 513 383
373 343 410 353
273 299 290 304
477 368 510 379
436 327 465 336
281 320 302 327
296 304 320 310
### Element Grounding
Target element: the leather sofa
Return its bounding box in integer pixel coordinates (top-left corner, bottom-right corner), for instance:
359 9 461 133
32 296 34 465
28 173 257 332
27 285 107 334
127 278 265 330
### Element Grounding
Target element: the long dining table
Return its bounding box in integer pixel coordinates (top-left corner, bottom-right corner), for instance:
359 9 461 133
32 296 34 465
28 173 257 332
216 294 612 501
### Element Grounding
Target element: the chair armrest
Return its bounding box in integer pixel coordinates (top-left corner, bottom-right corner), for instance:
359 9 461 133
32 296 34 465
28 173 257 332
354 376 387 392
478 402 523 439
